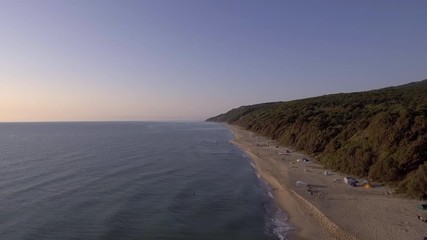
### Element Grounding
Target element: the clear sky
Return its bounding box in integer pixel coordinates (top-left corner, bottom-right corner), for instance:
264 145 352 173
1 0 426 122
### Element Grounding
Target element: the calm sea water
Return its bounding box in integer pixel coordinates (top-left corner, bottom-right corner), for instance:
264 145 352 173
0 122 291 240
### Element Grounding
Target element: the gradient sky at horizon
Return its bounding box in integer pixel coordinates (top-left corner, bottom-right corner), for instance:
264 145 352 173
1 0 427 122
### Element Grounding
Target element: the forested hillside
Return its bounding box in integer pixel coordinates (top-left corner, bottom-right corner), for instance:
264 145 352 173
207 80 427 199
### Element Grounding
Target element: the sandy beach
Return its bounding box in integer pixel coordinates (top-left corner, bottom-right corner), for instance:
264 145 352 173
227 124 426 240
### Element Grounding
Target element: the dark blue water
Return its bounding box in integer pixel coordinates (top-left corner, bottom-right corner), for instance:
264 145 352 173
0 122 290 240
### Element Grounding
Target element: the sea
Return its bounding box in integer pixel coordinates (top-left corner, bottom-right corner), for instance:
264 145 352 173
0 122 291 240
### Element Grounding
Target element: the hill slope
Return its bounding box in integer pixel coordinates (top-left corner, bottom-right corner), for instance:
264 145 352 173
207 79 427 199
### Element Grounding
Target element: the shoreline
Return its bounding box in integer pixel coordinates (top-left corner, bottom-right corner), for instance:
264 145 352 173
227 124 425 240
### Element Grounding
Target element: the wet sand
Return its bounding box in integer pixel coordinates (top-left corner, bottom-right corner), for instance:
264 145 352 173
228 124 426 240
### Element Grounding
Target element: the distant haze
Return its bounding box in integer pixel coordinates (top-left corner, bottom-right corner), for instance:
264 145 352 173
1 0 426 122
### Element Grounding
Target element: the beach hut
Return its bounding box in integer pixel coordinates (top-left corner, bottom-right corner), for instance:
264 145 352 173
344 177 356 186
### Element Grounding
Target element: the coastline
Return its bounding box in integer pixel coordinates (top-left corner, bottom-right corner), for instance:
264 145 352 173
227 124 425 240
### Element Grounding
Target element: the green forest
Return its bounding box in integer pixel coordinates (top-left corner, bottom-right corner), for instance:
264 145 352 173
207 80 427 199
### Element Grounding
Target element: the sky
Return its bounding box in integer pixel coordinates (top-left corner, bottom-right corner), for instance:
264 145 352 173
1 0 426 122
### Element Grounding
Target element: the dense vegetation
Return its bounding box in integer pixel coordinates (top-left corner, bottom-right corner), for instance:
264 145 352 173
207 80 427 199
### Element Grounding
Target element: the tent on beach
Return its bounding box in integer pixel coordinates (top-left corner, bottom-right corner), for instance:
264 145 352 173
418 204 427 210
295 181 308 187
344 177 356 187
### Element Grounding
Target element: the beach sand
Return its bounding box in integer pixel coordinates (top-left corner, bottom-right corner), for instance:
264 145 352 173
227 124 426 240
